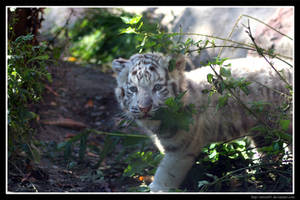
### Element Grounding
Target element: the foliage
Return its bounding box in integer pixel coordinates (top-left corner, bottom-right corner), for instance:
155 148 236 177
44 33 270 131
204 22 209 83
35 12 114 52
181 137 292 192
67 8 162 65
79 169 105 184
54 128 150 170
123 151 163 177
152 91 197 134
119 14 176 54
8 32 52 162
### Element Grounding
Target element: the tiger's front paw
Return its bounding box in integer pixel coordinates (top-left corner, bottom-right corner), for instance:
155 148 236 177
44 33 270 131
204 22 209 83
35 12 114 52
149 182 171 192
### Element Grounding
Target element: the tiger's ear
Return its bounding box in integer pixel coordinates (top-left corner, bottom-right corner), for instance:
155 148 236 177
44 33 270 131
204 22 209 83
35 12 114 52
167 54 186 72
175 54 186 71
112 58 130 74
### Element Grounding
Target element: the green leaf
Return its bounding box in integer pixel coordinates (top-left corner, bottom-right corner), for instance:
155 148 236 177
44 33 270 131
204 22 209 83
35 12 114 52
208 149 218 159
139 35 148 48
57 141 68 150
203 40 209 48
175 90 187 102
79 133 88 161
205 173 218 180
129 15 142 24
30 144 41 163
198 180 209 189
259 145 273 153
152 91 195 133
250 125 268 134
209 143 217 149
120 16 131 24
119 27 137 34
273 142 280 151
207 73 214 83
15 34 34 43
120 15 142 25
137 21 144 30
235 140 246 147
220 67 231 77
64 141 73 159
216 94 228 110
202 89 211 94
229 153 239 159
168 58 176 72
277 131 292 143
279 119 290 132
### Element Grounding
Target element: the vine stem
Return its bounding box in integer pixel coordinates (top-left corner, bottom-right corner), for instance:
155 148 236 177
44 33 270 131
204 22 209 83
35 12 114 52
242 14 293 41
137 29 293 62
186 45 293 68
143 31 293 63
86 128 149 138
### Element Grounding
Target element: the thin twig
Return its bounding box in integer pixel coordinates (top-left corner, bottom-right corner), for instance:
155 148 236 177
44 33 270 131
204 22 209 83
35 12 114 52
218 14 244 58
47 8 74 48
251 80 291 98
217 14 293 60
187 45 293 68
143 31 293 61
242 14 293 41
244 20 292 88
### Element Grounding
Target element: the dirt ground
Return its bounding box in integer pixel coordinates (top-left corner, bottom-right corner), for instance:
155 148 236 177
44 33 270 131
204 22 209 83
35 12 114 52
8 61 151 193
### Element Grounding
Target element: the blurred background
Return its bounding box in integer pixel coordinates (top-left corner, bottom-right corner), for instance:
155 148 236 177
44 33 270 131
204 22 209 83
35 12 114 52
37 7 293 68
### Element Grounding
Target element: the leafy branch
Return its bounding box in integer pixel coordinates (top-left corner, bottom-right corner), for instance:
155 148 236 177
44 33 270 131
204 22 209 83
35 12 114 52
207 59 268 128
243 20 292 89
199 160 292 192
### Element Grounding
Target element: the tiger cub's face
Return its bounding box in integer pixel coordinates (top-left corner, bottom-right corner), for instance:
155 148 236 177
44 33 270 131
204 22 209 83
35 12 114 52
112 53 183 119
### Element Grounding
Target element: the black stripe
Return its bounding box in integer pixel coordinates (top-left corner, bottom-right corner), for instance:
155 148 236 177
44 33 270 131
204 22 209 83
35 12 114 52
187 80 196 95
172 82 178 96
157 131 176 140
228 123 240 138
144 54 160 66
181 137 193 151
160 88 169 96
240 109 248 132
217 121 224 141
164 144 180 152
163 68 169 80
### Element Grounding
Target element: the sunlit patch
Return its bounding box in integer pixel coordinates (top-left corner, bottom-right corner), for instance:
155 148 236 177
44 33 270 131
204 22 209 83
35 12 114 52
67 57 77 62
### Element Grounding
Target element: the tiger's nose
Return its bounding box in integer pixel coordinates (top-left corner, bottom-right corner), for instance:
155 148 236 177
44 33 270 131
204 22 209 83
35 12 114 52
139 105 152 113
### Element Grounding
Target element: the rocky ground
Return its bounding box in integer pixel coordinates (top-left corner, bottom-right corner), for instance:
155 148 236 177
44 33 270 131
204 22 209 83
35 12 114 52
8 61 154 193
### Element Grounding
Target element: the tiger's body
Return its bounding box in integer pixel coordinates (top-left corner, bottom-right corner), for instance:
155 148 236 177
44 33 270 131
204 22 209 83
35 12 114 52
112 53 293 192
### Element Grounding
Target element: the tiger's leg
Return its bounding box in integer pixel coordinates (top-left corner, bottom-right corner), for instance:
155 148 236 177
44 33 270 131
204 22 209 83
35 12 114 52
149 152 195 192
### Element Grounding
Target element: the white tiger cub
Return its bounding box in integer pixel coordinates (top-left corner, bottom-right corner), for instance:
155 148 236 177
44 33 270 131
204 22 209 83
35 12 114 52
112 53 293 192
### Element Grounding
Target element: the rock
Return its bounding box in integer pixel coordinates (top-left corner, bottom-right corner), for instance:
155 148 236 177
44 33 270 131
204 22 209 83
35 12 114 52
247 7 293 59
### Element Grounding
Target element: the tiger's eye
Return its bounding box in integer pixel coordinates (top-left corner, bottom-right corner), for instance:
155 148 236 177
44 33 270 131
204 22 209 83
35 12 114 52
153 84 162 91
129 86 138 93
